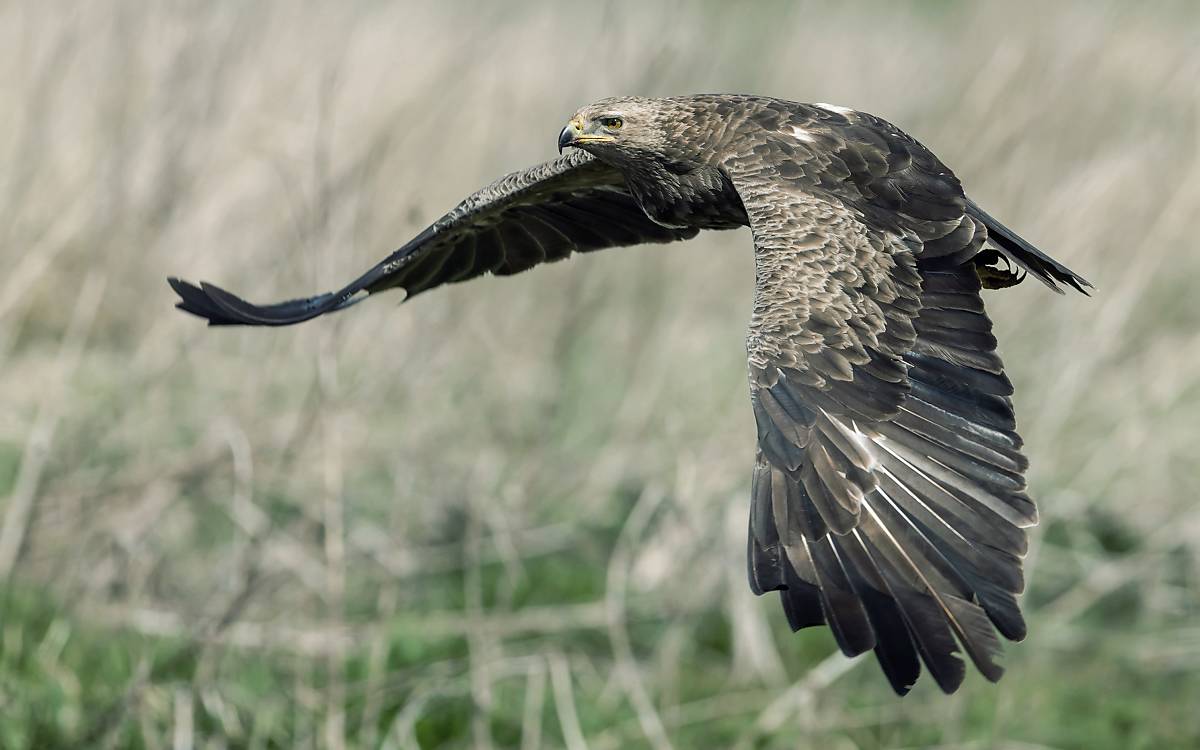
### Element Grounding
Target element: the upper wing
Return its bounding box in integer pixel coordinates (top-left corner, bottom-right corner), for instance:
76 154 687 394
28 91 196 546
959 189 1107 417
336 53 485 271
726 125 1036 694
169 150 697 326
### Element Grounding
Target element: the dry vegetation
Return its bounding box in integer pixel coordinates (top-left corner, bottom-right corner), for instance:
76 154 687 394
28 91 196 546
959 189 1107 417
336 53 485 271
1 1 1199 748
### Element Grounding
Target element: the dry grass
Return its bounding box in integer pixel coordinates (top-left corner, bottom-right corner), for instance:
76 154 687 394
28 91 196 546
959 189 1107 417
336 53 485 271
1 1 1199 748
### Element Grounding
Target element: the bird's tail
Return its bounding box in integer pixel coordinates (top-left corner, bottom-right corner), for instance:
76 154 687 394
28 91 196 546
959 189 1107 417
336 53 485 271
965 198 1092 295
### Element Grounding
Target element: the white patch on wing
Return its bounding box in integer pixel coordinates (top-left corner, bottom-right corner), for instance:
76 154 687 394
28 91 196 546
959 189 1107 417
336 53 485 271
846 419 879 471
823 413 879 472
815 102 855 116
642 212 690 229
789 124 816 143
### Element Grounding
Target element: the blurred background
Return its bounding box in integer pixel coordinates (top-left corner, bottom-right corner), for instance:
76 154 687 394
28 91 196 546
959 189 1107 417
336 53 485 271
1 1 1198 747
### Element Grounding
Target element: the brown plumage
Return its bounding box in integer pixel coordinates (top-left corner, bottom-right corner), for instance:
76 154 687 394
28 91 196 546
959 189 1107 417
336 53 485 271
169 95 1090 695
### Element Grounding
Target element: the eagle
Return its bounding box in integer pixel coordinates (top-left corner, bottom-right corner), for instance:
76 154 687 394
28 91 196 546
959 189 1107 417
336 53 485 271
169 95 1090 695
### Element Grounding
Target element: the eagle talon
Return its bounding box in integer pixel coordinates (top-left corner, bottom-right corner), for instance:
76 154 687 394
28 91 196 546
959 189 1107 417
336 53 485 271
977 264 1026 289
975 251 1026 289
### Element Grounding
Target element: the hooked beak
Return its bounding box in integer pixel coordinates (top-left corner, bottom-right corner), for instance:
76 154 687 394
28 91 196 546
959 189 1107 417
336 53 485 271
558 117 614 153
557 121 578 153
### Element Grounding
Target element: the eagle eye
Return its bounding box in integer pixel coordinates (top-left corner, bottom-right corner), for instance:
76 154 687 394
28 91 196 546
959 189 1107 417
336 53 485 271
599 116 623 130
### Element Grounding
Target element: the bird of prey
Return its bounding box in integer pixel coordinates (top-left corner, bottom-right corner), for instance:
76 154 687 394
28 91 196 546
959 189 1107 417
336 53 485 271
170 95 1089 695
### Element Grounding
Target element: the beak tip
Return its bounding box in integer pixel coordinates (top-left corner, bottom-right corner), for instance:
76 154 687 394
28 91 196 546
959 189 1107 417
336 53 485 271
557 124 575 154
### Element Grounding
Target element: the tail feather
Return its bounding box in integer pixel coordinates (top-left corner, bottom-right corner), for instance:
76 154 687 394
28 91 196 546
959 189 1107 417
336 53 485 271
965 198 1092 294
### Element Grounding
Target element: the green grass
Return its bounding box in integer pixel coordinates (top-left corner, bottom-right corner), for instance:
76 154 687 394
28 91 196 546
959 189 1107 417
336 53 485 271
2 1 1199 747
5 552 1200 748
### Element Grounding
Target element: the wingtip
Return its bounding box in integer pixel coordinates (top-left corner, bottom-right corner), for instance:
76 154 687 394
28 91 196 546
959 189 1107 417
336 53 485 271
167 276 272 326
166 276 196 300
168 276 238 325
167 274 358 327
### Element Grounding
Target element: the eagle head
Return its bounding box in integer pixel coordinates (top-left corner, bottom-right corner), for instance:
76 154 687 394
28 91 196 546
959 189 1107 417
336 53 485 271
558 97 672 159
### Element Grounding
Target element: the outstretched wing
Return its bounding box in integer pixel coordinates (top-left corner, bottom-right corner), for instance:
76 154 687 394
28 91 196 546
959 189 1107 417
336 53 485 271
169 150 697 326
726 113 1044 694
